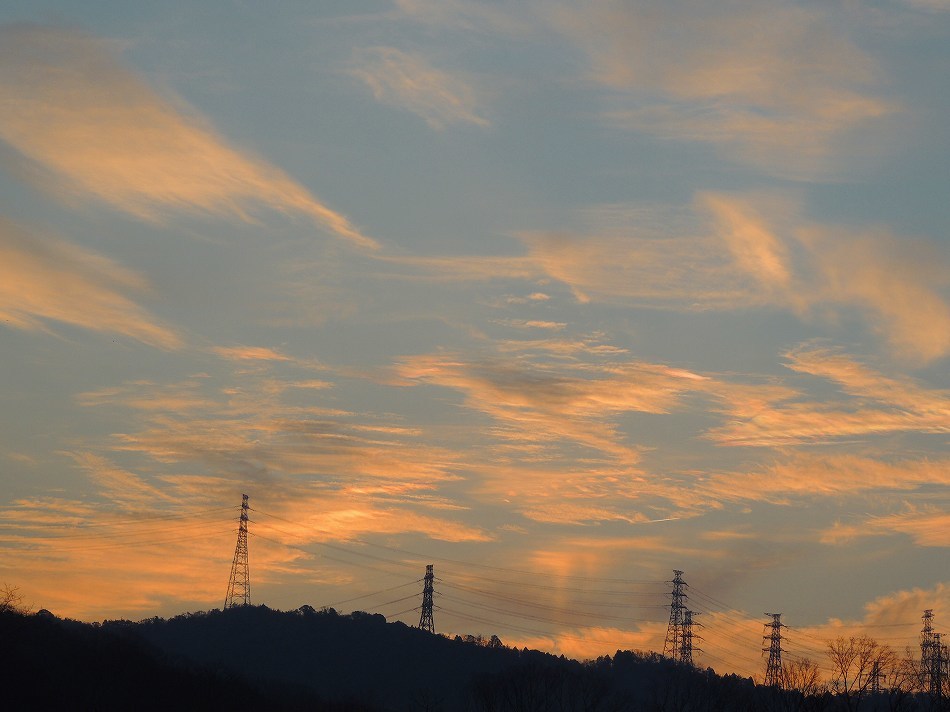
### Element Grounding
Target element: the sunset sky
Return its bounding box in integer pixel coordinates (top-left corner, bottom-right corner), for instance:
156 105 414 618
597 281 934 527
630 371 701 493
2 0 949 679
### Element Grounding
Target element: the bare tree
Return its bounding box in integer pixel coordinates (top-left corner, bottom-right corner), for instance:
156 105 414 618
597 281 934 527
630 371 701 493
782 658 825 699
826 636 896 712
884 654 923 712
0 582 28 613
762 658 828 712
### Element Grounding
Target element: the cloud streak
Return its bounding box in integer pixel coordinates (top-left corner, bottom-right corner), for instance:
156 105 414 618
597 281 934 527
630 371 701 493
509 194 950 362
0 217 181 348
394 352 712 463
349 47 490 129
0 25 376 248
710 347 950 446
547 0 896 177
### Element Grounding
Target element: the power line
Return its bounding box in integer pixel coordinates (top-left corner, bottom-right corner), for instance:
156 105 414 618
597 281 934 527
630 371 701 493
250 507 663 584
323 579 422 609
438 579 667 621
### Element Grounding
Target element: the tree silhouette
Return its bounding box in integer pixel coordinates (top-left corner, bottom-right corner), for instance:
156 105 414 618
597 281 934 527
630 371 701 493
826 635 897 711
0 583 28 614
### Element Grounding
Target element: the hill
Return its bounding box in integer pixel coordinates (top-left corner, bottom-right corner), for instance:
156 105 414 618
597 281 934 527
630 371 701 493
0 608 333 711
4 604 934 710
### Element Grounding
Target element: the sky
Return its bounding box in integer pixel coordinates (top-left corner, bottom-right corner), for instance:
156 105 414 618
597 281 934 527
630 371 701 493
1 0 949 679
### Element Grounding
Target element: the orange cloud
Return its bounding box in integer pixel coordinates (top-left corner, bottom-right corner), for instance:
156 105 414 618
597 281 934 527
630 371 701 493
796 228 950 363
395 352 713 462
785 346 950 412
548 0 896 176
700 453 950 506
211 346 295 362
710 348 950 446
0 496 250 619
72 364 487 545
0 217 181 348
516 228 749 308
393 192 948 361
710 195 950 363
0 451 489 620
0 25 375 249
823 506 950 548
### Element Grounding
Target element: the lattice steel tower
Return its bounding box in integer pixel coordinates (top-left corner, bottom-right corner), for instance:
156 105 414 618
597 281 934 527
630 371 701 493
418 564 435 633
870 659 885 695
763 613 785 687
680 609 700 666
224 494 251 609
663 570 688 661
930 632 946 701
922 609 935 692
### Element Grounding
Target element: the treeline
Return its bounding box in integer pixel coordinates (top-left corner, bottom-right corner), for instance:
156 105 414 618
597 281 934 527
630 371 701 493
0 608 362 711
2 604 948 711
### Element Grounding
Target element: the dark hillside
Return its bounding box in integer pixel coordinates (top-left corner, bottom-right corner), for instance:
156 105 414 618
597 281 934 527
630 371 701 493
0 609 350 711
130 605 577 710
124 606 769 710
5 605 934 711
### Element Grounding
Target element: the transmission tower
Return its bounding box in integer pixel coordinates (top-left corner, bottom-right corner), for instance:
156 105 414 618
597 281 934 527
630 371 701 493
680 609 701 666
922 609 935 692
870 659 885 695
763 613 785 687
930 632 946 701
663 570 688 661
418 564 435 633
224 494 251 609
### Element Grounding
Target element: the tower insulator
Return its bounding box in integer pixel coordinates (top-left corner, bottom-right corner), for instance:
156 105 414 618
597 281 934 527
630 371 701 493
418 564 435 633
224 494 251 609
763 613 784 688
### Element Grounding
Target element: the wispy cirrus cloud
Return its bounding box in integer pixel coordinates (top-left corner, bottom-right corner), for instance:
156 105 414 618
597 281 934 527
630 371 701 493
0 495 246 618
546 0 896 177
823 506 950 548
699 453 950 506
793 227 950 363
0 217 181 348
516 229 749 308
72 357 489 543
394 351 713 462
512 194 950 362
348 46 490 129
705 194 950 363
0 25 376 249
710 347 950 446
384 190 949 361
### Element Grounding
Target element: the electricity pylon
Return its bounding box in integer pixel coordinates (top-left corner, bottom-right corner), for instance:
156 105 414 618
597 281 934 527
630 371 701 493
681 609 701 666
224 494 251 609
870 659 885 695
663 570 688 662
418 564 435 633
763 613 785 687
930 632 946 701
922 609 935 692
